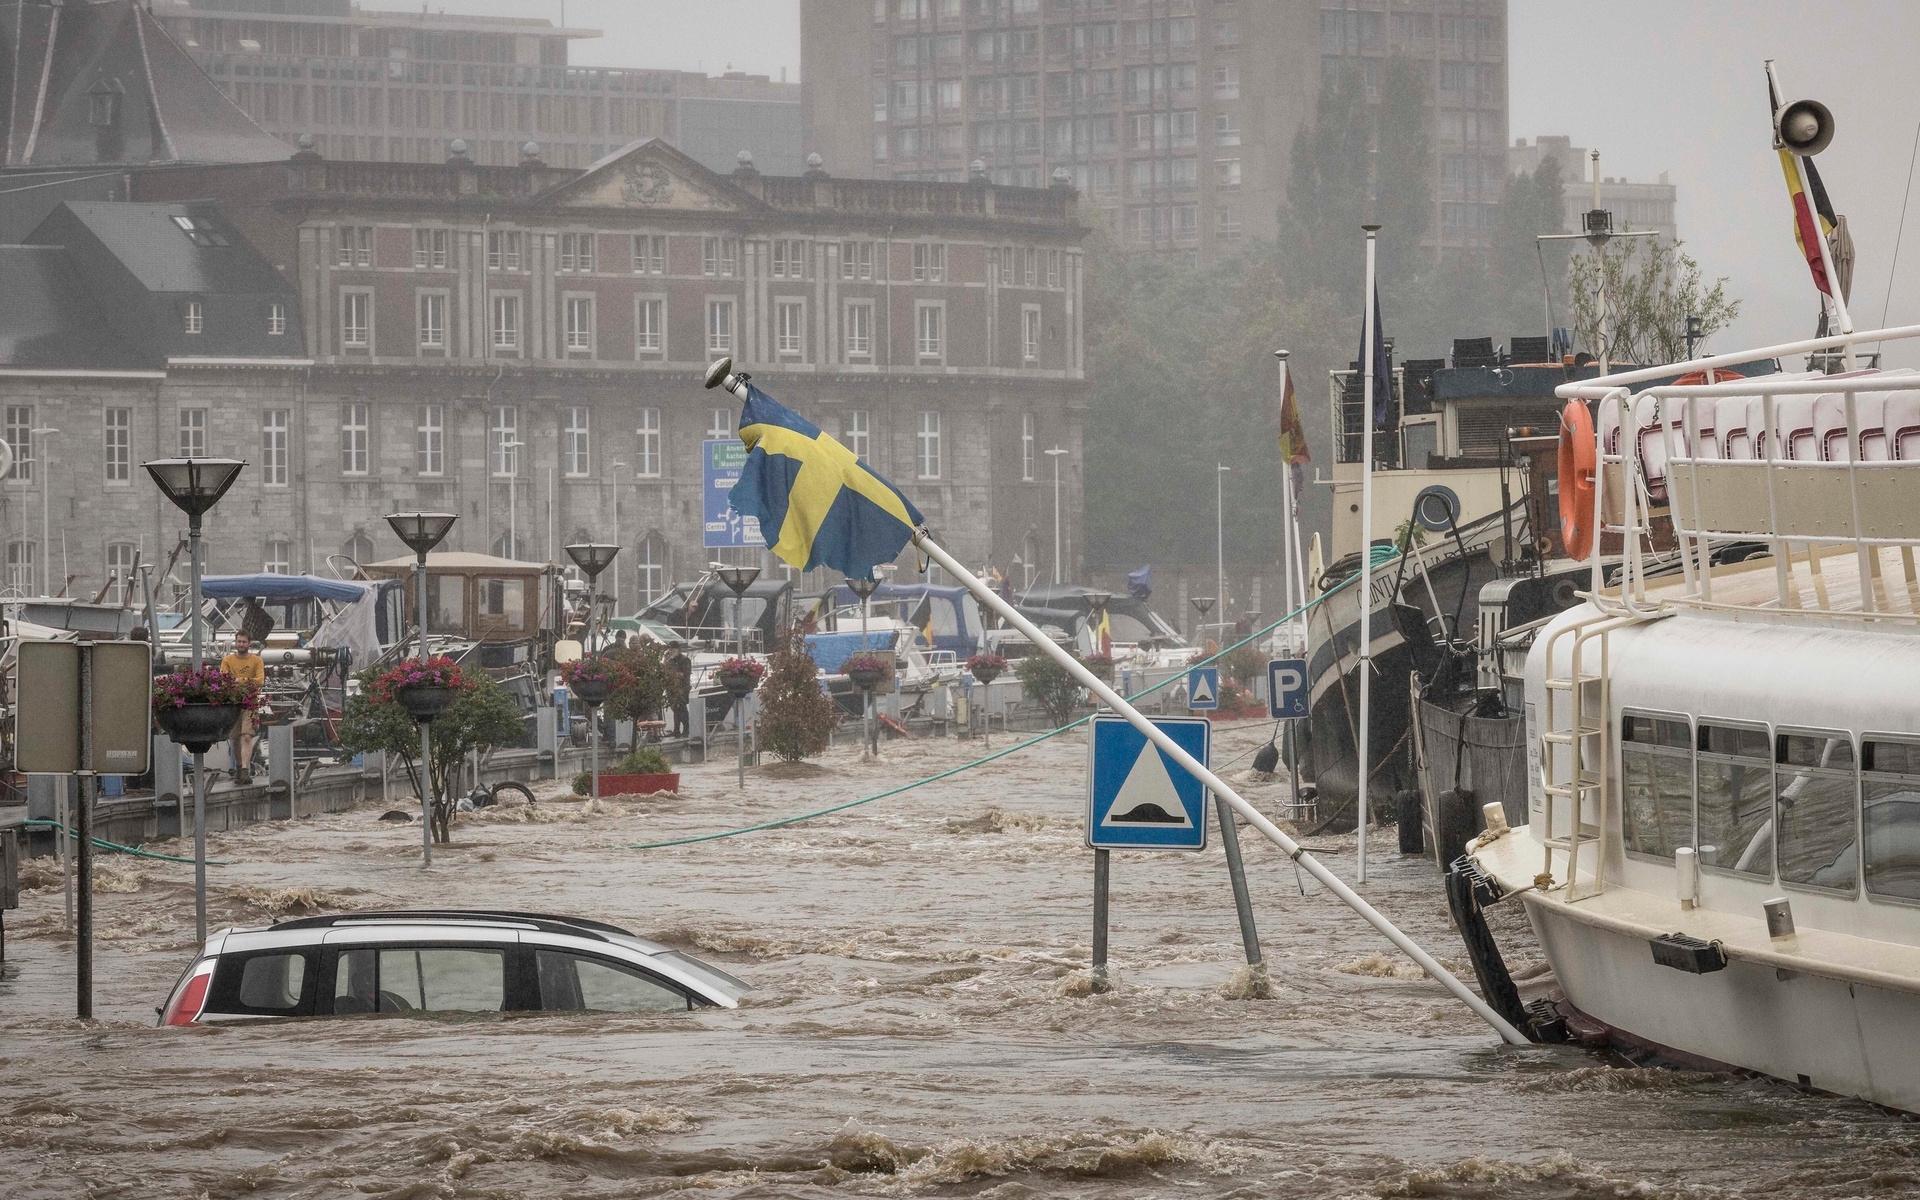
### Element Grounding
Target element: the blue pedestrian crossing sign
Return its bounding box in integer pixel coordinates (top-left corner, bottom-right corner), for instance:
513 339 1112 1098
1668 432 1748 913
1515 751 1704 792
1268 657 1308 720
1087 715 1211 851
1186 666 1220 711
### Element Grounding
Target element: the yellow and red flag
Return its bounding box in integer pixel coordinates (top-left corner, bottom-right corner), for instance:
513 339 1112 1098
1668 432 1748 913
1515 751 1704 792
1277 368 1310 466
1779 147 1838 298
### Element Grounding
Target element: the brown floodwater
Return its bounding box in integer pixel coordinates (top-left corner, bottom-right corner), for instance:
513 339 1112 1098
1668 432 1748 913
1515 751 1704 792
4 720 1917 1199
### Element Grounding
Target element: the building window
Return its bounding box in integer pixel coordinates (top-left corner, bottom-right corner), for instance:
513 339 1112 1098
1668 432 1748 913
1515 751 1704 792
340 402 369 475
635 407 661 477
776 299 804 356
411 228 449 269
632 297 663 355
103 407 131 484
636 533 665 603
1046 249 1061 289
1213 64 1240 99
417 404 443 476
262 409 288 487
999 244 1017 285
1216 158 1242 187
707 408 732 441
178 408 207 458
1215 112 1241 147
491 295 521 353
105 542 137 603
772 239 808 279
5 408 30 483
915 302 943 360
487 230 523 271
341 291 371 349
1023 248 1037 286
183 300 203 335
702 236 736 277
706 299 734 354
564 296 595 354
631 234 666 274
337 225 372 267
844 300 873 358
564 407 590 477
1022 305 1041 361
7 541 34 593
911 242 945 282
1217 206 1244 240
344 531 374 565
264 539 291 575
417 292 445 351
844 409 870 459
267 302 287 336
916 411 941 479
491 406 518 477
1021 412 1035 481
559 232 595 273
840 240 873 280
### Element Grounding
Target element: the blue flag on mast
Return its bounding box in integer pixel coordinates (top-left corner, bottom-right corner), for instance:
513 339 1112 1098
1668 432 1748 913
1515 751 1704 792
1360 290 1393 429
726 383 924 580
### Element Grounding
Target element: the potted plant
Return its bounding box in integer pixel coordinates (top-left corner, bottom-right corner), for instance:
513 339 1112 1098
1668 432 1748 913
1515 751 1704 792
152 664 260 753
372 655 465 723
559 654 616 707
965 652 1007 685
843 651 894 692
714 654 767 699
596 744 680 797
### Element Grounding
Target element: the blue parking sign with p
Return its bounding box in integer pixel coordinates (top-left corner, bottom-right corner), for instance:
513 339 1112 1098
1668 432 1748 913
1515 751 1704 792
1268 658 1308 720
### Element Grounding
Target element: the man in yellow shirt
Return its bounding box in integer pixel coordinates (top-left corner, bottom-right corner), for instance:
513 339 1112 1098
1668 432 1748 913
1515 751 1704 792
219 632 267 784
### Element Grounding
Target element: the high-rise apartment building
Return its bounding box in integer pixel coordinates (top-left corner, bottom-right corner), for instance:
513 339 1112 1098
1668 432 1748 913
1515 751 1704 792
1318 0 1509 254
803 0 1508 261
149 0 803 173
803 0 1321 261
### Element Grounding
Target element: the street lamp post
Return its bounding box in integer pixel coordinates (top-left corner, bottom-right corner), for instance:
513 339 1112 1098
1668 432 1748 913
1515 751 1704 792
565 543 622 801
715 563 760 788
846 574 881 756
1216 463 1230 636
384 512 456 866
502 439 525 558
32 428 60 596
1044 446 1068 584
610 460 628 611
1190 594 1215 646
145 457 246 939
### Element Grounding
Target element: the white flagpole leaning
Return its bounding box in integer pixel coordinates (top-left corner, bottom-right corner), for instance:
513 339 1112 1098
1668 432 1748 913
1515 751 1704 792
910 529 1527 1045
1357 224 1379 883
1275 350 1295 649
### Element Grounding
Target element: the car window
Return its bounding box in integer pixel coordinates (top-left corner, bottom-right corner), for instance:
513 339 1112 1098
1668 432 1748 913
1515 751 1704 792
332 946 506 1014
535 949 688 1013
237 953 306 1010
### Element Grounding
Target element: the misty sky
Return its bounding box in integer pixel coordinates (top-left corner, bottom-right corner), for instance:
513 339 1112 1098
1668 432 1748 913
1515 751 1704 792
442 0 1920 361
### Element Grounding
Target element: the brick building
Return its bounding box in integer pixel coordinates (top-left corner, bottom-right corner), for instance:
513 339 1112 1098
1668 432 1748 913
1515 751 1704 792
801 0 1508 261
0 140 1090 607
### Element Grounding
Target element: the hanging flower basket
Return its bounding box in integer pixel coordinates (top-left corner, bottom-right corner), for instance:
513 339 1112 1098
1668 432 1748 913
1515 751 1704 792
844 651 894 692
152 664 259 753
371 656 466 723
966 652 1008 686
559 655 616 706
155 703 243 754
396 686 456 722
715 655 767 699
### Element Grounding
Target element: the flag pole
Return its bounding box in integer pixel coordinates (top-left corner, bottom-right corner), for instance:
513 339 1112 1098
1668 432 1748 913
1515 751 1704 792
703 359 1526 1045
1357 223 1379 883
910 529 1524 1045
1275 349 1295 649
1766 59 1854 361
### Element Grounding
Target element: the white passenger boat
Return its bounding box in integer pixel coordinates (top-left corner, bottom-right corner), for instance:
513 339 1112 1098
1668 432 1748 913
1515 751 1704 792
1456 323 1920 1111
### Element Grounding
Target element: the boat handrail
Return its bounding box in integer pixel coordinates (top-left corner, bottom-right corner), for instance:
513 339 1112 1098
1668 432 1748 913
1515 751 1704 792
1556 320 1920 400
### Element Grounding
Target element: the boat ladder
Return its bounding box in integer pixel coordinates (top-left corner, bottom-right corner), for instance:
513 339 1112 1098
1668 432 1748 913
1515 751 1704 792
1537 608 1663 901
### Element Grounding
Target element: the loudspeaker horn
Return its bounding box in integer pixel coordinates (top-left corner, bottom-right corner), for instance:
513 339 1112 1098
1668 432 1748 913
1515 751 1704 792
1777 98 1835 157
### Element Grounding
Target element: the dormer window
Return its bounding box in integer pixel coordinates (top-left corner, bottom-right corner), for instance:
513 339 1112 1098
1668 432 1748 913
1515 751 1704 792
170 214 229 247
89 80 123 129
184 301 203 336
267 303 287 336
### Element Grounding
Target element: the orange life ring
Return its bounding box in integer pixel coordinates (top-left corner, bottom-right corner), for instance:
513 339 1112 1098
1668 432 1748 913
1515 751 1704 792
1558 399 1597 560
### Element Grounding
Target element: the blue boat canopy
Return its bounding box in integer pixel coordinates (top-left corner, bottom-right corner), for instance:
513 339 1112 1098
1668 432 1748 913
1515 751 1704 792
201 574 370 603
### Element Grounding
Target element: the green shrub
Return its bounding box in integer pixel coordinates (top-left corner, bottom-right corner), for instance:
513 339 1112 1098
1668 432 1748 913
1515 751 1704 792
339 665 525 843
616 745 671 775
1016 651 1085 726
571 771 591 797
758 633 838 763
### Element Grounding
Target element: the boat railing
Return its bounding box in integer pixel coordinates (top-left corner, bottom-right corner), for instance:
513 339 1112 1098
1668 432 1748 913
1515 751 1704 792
1559 322 1920 623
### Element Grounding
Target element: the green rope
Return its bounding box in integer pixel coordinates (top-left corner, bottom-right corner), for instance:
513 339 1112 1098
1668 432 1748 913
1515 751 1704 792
629 555 1392 852
22 818 230 866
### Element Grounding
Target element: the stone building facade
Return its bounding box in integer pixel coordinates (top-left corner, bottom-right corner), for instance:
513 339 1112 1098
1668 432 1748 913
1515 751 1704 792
2 141 1089 608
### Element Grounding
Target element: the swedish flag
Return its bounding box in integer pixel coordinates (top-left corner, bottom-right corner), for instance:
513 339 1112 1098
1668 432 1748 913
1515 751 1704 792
728 384 924 580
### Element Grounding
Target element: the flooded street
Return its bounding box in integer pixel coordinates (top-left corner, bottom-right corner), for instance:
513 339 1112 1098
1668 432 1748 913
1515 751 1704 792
4 720 1917 1199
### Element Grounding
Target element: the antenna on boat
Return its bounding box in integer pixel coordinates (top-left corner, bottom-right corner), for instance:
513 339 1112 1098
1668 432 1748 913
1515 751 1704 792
1538 149 1657 374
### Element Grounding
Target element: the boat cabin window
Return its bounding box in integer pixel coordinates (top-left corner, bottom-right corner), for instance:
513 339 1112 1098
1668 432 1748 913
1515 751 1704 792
1695 722 1773 878
1862 738 1920 903
427 576 465 633
479 577 527 631
1619 712 1692 860
1774 731 1858 894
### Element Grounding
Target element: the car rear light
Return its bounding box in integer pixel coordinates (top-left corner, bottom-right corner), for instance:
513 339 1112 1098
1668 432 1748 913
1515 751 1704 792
162 960 215 1026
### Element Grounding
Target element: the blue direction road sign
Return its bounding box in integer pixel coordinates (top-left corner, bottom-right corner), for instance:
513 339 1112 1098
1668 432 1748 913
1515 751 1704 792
1087 714 1211 851
1186 666 1220 711
702 439 765 550
1268 657 1308 720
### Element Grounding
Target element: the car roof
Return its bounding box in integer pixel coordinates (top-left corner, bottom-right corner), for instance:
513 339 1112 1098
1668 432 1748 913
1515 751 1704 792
264 909 666 951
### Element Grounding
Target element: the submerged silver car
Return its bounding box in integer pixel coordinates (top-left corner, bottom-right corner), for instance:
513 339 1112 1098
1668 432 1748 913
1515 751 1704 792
159 910 749 1025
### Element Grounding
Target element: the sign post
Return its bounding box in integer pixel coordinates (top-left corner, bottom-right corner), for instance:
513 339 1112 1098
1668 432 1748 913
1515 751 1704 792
1268 657 1310 822
702 439 765 550
1185 666 1220 712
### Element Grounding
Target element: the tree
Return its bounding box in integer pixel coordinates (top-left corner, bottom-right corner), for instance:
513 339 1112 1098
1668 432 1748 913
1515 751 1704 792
604 640 670 723
756 632 838 763
1016 650 1085 727
338 667 525 841
1569 237 1741 365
